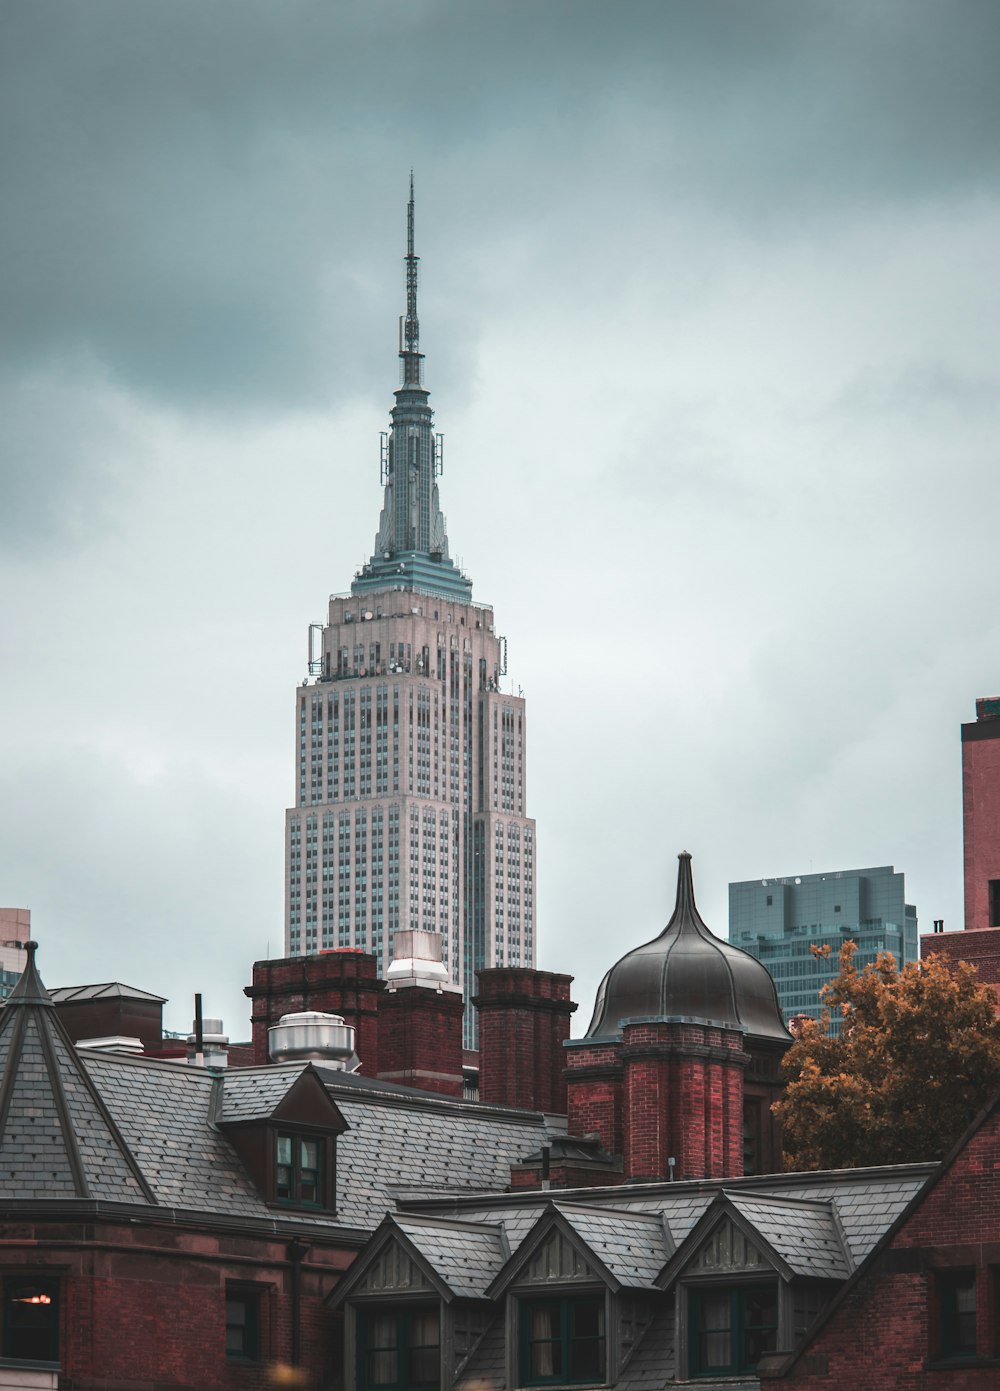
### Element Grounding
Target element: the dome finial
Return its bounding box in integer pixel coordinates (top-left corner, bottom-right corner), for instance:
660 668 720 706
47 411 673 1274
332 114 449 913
670 850 702 937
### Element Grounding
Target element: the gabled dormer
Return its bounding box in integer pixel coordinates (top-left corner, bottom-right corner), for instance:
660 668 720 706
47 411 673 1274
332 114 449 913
329 1213 506 1391
217 1064 349 1213
486 1203 671 1389
657 1191 850 1381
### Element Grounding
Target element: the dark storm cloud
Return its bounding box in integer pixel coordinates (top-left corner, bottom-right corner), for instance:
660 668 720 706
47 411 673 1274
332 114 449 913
2 0 998 418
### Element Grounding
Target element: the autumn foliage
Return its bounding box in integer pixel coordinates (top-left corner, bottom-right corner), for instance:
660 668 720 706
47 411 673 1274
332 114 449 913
775 943 1000 1170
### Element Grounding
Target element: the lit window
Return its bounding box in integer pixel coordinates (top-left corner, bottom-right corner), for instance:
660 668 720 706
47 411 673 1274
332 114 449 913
519 1296 605 1385
2 1277 59 1364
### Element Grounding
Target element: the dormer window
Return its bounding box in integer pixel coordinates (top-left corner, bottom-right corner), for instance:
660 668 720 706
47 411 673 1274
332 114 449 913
218 1065 348 1216
358 1306 440 1391
688 1283 778 1378
275 1133 325 1207
519 1295 606 1385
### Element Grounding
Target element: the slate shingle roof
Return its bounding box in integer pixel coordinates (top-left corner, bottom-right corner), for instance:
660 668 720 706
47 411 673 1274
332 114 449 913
0 945 152 1204
412 1163 933 1296
394 1217 507 1299
725 1193 851 1279
328 1084 551 1230
453 1315 505 1391
219 1065 302 1122
617 1310 675 1391
553 1204 670 1288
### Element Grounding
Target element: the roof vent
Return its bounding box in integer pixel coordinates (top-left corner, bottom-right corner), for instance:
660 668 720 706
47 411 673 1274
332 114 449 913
385 929 460 992
268 1011 357 1068
187 1017 229 1069
75 1035 145 1055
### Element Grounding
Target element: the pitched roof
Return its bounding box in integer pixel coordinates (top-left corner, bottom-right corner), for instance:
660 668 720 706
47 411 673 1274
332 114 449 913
0 943 153 1204
401 1162 934 1293
324 1081 552 1230
553 1204 671 1288
725 1193 851 1280
761 1086 1000 1381
219 1065 310 1122
393 1216 507 1299
48 982 167 1004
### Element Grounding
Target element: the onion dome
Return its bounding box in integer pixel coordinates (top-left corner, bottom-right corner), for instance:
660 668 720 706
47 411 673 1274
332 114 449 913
585 852 790 1043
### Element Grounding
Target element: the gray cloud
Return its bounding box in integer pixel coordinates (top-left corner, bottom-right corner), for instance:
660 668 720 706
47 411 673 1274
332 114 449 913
1 0 999 1035
3 2 999 416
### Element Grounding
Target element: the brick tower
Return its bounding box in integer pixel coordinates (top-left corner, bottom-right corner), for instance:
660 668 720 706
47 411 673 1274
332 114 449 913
565 853 791 1181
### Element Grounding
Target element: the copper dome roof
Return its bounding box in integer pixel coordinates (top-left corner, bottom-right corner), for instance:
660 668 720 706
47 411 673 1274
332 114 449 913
584 852 791 1044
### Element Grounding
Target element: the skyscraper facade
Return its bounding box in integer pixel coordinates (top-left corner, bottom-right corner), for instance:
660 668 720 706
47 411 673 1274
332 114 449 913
284 185 535 1044
729 865 918 1030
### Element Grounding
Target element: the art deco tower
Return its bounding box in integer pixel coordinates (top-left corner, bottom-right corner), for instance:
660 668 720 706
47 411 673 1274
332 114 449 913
284 182 536 1044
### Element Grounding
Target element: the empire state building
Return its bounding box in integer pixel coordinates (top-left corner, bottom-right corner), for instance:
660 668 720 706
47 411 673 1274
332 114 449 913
284 183 536 1044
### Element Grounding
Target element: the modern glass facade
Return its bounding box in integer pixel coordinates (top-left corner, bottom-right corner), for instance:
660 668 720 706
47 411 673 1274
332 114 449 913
728 865 918 1033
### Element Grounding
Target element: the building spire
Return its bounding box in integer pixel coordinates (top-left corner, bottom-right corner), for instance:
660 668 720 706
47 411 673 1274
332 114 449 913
351 179 472 603
400 171 423 388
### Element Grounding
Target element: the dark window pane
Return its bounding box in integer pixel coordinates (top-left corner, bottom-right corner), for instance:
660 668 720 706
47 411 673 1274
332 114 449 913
522 1296 605 1385
939 1270 977 1359
225 1290 259 1361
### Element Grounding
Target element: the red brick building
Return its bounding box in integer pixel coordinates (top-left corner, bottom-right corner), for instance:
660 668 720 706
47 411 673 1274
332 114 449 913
759 1090 1000 1388
10 847 1000 1390
922 698 1000 999
963 696 1000 934
0 944 552 1390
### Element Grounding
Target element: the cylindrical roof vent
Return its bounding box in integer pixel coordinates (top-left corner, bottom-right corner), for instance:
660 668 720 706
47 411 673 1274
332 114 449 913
187 1017 229 1069
268 1010 357 1068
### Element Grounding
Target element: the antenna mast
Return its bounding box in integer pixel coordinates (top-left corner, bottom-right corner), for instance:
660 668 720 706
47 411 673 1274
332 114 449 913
399 171 424 387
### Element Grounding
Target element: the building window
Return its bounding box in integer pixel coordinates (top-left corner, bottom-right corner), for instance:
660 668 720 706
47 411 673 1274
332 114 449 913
990 881 1000 929
2 1277 59 1364
518 1295 606 1385
275 1133 324 1207
688 1284 778 1378
358 1306 440 1391
937 1269 977 1361
225 1285 261 1362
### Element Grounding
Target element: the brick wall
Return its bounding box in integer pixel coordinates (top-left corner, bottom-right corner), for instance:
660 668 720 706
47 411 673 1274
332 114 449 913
761 1095 1000 1390
4 1216 356 1390
474 968 576 1112
963 711 1000 932
565 1040 624 1157
922 930 1000 1001
377 985 464 1096
245 950 383 1070
621 1021 747 1181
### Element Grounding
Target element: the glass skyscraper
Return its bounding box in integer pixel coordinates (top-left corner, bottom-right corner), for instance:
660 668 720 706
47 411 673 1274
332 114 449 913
728 865 918 1032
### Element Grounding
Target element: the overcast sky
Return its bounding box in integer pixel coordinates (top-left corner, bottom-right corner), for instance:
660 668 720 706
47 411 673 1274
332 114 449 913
2 1 998 1039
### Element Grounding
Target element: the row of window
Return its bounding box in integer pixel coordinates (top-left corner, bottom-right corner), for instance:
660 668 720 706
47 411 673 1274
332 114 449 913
0 1274 265 1370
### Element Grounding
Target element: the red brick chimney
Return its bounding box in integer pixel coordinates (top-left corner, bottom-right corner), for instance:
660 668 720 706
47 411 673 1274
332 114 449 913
376 931 464 1097
474 968 576 1113
244 950 382 1070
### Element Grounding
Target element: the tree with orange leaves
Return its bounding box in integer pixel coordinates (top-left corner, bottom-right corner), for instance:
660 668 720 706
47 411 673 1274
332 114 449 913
775 942 1000 1170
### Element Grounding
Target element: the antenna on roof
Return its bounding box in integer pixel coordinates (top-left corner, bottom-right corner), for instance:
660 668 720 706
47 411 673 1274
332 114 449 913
193 993 205 1068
